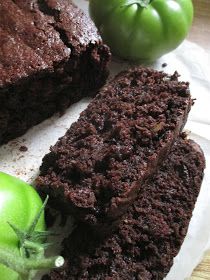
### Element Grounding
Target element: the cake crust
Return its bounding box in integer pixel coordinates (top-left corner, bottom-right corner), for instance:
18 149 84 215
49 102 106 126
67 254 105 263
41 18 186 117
0 0 110 144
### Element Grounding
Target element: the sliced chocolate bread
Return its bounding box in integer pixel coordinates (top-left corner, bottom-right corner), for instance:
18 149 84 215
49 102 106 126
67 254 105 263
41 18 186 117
0 0 110 145
36 68 192 230
42 137 205 280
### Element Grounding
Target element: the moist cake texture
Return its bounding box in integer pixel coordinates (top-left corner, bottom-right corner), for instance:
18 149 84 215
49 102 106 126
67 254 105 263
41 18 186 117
0 0 110 145
42 137 205 280
37 67 192 230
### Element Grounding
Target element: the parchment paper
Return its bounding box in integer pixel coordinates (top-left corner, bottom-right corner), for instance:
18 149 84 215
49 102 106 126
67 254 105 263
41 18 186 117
0 1 210 279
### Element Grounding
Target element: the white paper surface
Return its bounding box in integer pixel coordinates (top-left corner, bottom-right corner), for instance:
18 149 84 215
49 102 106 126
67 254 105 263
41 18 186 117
0 1 210 279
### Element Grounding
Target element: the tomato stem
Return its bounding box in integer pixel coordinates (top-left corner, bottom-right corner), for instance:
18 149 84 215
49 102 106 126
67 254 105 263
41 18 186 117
0 196 65 279
26 195 49 239
0 248 64 271
0 247 64 280
123 0 151 8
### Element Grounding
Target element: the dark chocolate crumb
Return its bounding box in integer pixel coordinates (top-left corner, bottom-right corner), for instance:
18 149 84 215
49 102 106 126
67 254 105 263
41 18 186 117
37 67 192 233
42 137 205 280
19 145 28 152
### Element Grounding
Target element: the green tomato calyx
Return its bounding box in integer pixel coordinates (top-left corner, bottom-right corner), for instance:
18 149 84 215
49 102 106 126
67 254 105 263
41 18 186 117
0 196 64 280
0 248 64 280
123 0 151 8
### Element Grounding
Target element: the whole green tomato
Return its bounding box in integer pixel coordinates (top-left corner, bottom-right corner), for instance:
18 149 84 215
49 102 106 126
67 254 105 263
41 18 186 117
0 172 45 280
89 0 194 61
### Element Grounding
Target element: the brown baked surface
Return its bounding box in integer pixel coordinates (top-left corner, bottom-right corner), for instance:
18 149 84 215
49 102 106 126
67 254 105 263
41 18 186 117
0 0 110 144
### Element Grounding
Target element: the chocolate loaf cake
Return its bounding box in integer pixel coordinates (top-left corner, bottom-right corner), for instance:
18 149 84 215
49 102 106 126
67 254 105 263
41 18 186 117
42 137 205 280
0 0 110 145
36 68 192 230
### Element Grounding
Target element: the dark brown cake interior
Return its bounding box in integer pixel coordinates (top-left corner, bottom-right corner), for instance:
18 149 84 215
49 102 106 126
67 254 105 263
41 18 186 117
0 0 110 145
42 137 205 280
37 68 192 230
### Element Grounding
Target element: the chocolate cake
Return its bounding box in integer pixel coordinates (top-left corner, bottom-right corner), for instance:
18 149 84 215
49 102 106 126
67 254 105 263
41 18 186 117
0 0 110 145
42 137 205 280
37 67 192 231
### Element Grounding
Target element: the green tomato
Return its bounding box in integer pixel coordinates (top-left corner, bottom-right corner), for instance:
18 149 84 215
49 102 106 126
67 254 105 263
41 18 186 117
89 0 194 61
0 172 45 280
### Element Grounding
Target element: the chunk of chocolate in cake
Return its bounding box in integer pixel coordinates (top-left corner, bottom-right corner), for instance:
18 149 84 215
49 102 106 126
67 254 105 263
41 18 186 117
0 0 110 145
42 137 205 280
36 68 192 230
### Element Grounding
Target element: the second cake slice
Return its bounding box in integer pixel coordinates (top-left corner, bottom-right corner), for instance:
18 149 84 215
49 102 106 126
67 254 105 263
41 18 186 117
41 136 205 280
36 68 192 231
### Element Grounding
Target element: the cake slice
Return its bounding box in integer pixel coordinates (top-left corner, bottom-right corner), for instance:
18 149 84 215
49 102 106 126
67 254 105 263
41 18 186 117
0 0 110 145
42 137 205 280
36 67 192 230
